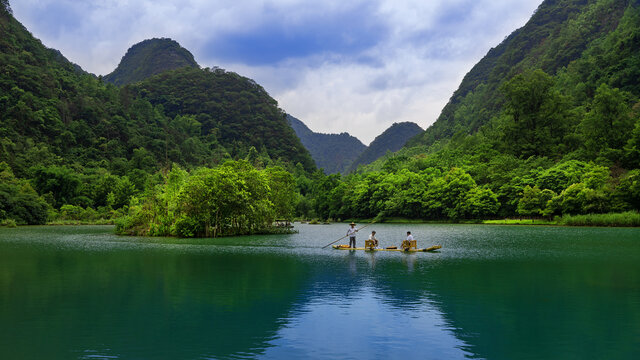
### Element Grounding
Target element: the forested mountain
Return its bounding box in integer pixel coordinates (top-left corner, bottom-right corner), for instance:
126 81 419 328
104 38 199 86
408 0 640 148
126 68 315 171
287 114 365 174
348 122 422 172
298 0 640 222
0 4 314 225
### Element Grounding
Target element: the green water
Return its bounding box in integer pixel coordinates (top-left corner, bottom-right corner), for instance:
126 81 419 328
0 224 638 359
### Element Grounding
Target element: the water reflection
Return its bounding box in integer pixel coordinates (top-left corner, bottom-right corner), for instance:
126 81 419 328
402 253 416 273
261 286 474 360
0 247 306 359
347 250 358 275
366 252 377 270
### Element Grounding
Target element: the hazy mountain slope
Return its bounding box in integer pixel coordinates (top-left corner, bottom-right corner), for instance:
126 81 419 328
287 115 365 174
104 38 199 86
348 122 423 172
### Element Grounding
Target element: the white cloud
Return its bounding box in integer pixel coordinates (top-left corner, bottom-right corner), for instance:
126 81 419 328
10 0 543 144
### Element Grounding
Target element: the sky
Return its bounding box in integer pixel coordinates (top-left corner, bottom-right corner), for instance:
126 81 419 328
11 0 543 145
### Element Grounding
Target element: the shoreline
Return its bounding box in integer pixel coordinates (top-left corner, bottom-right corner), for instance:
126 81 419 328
297 212 640 228
3 212 639 229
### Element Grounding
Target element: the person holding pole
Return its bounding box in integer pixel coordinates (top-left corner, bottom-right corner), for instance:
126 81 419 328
322 220 377 249
347 222 358 248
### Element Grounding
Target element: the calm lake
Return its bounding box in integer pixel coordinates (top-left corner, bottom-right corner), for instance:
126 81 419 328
0 224 638 359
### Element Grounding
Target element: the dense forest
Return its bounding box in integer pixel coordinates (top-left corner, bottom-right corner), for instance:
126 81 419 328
2 0 640 233
125 67 314 170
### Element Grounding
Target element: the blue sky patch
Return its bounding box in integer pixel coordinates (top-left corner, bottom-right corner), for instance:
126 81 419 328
24 1 85 38
203 3 388 65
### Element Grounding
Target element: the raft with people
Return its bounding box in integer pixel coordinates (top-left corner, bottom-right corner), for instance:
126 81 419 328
324 224 441 252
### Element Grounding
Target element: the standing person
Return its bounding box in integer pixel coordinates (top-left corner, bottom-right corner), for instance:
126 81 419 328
347 222 358 248
368 231 379 249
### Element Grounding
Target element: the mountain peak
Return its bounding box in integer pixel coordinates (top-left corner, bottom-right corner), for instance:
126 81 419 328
104 38 199 86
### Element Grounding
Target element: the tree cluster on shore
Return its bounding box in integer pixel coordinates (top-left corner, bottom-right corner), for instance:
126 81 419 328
115 160 296 237
295 161 640 223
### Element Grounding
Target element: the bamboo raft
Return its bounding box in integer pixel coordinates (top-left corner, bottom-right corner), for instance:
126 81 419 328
332 244 442 252
332 240 441 252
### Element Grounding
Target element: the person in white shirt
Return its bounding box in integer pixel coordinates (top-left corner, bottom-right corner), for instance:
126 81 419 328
346 222 358 248
368 231 379 249
402 231 414 250
406 231 414 241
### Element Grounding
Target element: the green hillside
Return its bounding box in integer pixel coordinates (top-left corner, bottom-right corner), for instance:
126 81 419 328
287 114 366 174
0 5 314 225
409 0 640 148
126 68 314 171
104 38 199 86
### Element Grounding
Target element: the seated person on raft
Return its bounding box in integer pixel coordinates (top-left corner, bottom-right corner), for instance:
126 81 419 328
366 231 379 249
401 231 416 250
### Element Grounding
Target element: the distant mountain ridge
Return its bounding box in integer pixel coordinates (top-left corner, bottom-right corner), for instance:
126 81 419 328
104 38 199 86
287 115 423 174
348 122 423 172
287 115 366 174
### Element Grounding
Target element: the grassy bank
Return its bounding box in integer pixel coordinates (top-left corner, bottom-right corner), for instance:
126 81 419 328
46 219 116 226
557 212 640 227
483 219 557 225
0 218 116 227
318 213 640 227
375 218 443 224
317 218 550 225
